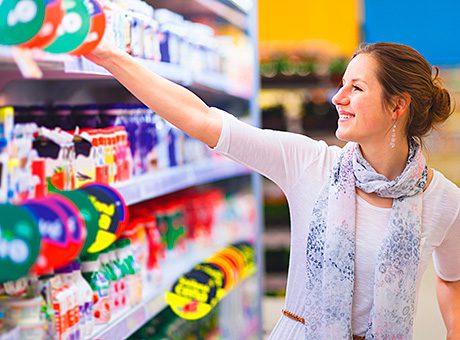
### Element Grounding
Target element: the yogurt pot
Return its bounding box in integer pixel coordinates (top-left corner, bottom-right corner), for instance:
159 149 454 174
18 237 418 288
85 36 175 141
19 321 45 340
0 296 42 327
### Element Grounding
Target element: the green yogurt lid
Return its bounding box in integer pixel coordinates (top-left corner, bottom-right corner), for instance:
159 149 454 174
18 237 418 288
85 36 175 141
0 204 41 283
44 0 91 54
0 0 46 45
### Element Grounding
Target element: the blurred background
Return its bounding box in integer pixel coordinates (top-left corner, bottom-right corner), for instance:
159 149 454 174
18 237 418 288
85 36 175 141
259 1 460 338
0 0 458 339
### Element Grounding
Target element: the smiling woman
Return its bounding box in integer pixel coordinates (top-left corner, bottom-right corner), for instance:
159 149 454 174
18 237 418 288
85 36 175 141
87 40 460 339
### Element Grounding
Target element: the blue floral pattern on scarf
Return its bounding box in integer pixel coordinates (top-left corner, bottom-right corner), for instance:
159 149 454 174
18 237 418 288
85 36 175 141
305 141 427 339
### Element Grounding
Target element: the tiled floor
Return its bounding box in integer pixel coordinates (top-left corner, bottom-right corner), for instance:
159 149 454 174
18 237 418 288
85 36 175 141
262 261 447 339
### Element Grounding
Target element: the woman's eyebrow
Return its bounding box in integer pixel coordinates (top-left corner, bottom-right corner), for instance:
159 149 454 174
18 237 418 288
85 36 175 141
342 78 368 85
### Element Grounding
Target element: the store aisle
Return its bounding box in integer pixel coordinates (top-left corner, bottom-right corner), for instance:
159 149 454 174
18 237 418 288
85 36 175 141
262 296 285 339
413 261 446 339
262 261 447 339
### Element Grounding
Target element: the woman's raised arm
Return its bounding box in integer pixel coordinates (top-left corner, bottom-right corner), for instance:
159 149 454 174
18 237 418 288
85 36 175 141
85 41 222 148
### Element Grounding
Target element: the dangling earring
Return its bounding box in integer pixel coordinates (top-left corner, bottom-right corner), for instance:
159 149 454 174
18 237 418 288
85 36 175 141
390 123 396 149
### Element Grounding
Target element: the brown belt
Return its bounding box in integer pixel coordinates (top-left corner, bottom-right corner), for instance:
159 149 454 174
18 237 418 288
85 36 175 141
281 309 365 340
282 309 305 324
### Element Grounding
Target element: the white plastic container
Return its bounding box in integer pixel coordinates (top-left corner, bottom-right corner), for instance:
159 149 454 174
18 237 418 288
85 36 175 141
0 296 42 327
50 275 71 340
56 265 83 340
19 321 45 340
72 261 94 337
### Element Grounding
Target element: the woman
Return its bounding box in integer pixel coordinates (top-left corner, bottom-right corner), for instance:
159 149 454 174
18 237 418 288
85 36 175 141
87 42 460 339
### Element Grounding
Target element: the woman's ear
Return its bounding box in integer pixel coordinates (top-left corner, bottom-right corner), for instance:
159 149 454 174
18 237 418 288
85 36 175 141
392 93 411 120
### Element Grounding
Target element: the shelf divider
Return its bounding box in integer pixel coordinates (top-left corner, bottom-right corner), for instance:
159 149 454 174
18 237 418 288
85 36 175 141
114 158 251 205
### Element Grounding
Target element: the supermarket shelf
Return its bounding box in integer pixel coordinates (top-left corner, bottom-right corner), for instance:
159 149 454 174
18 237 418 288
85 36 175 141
90 246 213 339
191 71 252 100
114 158 251 205
0 327 19 340
0 46 251 100
149 0 248 29
91 246 257 339
261 73 338 89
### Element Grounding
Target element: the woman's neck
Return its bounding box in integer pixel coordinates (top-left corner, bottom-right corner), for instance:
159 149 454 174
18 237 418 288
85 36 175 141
359 139 410 181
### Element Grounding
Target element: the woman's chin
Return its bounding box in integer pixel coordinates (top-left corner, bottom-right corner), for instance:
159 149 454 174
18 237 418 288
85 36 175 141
335 129 350 142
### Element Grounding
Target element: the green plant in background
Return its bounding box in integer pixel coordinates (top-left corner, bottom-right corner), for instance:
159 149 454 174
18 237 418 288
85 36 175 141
328 57 347 82
261 54 347 79
260 60 278 77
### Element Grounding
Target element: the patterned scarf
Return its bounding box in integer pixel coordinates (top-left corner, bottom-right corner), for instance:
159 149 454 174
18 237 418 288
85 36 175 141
305 140 428 339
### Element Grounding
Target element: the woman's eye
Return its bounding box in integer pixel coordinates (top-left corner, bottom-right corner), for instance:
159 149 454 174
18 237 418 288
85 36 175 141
353 85 362 91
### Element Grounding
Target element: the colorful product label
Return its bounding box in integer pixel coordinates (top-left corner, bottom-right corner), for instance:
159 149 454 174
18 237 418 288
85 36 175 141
83 271 110 324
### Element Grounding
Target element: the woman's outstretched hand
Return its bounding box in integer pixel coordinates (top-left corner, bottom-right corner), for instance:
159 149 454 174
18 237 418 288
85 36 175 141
82 36 221 148
85 39 121 67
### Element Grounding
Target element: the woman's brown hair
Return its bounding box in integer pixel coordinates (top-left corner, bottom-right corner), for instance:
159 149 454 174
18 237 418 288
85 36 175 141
353 42 453 142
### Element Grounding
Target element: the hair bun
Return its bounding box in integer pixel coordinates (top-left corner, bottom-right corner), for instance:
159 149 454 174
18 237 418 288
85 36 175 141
430 79 452 125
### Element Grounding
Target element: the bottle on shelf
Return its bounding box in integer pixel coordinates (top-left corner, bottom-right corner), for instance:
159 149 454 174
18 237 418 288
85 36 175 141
55 264 82 340
72 261 95 338
81 254 111 325
115 239 143 306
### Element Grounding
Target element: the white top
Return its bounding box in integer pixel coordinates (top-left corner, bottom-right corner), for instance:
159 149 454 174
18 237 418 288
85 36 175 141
211 108 460 338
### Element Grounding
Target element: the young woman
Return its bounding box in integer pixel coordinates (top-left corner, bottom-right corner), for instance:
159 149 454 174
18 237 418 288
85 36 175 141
87 42 460 339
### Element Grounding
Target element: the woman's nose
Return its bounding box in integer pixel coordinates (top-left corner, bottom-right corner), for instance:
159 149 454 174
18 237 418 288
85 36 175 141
332 87 349 106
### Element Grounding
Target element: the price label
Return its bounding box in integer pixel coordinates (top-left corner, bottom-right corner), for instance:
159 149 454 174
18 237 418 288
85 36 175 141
126 315 137 332
146 296 164 315
0 0 46 45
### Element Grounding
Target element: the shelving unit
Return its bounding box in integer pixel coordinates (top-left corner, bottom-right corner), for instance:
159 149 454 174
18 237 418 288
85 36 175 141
0 0 261 338
0 46 252 100
115 157 250 205
149 0 249 29
91 246 258 339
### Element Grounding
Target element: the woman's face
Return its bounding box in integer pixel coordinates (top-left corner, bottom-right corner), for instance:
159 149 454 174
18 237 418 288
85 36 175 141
332 53 394 145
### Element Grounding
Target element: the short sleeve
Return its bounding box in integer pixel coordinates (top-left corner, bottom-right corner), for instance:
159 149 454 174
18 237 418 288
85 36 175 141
432 197 460 282
211 107 341 193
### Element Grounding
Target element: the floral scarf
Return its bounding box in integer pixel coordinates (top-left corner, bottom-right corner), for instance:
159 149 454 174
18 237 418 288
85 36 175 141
305 140 428 339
